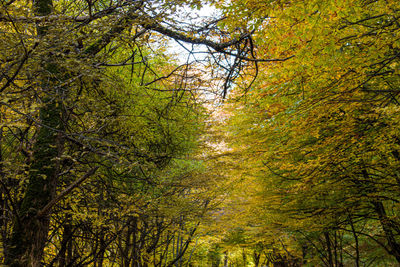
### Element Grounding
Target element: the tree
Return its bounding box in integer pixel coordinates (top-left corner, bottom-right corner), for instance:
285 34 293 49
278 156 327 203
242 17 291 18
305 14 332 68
219 0 400 265
0 0 259 265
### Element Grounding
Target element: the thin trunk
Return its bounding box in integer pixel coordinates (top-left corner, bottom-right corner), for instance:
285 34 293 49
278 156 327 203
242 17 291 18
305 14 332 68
373 200 400 263
334 232 338 267
163 233 171 267
130 217 138 267
223 251 228 267
66 228 73 265
253 251 260 267
362 169 400 263
96 230 106 267
301 245 307 266
0 124 4 239
349 216 360 267
58 217 72 267
0 124 9 259
167 224 198 267
324 232 333 267
242 248 246 267
124 222 132 267
339 233 343 267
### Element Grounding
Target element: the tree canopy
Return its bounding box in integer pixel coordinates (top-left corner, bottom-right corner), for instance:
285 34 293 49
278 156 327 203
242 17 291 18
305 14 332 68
1 0 400 266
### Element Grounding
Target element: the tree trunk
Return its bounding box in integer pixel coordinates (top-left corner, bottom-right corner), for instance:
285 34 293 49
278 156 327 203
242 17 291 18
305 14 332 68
96 229 107 267
324 232 333 267
253 251 260 267
223 251 228 267
348 216 360 267
4 0 66 265
58 217 73 267
6 99 63 266
373 201 400 263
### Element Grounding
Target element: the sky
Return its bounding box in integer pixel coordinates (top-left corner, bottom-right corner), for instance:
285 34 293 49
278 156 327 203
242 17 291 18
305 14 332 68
166 4 220 64
164 3 229 104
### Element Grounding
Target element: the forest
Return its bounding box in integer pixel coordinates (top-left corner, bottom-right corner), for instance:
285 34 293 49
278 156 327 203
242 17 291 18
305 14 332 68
0 0 400 266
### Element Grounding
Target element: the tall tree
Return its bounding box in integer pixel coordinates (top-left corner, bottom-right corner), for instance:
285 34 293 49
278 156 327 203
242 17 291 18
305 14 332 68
219 0 400 265
0 0 258 265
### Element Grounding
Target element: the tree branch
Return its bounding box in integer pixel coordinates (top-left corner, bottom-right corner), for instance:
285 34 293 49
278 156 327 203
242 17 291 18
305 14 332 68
36 166 99 217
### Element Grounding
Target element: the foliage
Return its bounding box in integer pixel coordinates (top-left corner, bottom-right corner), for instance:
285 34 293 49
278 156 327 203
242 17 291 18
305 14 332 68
0 0 242 265
3 0 400 266
218 0 400 266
